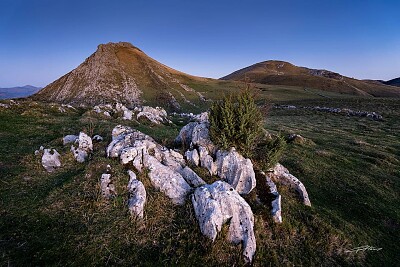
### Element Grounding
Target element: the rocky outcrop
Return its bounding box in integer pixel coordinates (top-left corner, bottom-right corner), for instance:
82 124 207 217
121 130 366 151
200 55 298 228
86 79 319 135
192 181 256 263
177 120 255 194
71 132 93 162
275 105 383 121
268 163 311 206
136 106 169 124
41 149 61 172
215 148 256 195
107 125 191 205
143 154 191 205
62 135 78 145
127 170 146 218
257 170 282 223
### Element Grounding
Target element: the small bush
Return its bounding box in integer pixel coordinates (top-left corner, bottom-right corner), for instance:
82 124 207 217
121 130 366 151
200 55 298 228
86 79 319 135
209 85 286 170
209 89 263 157
254 135 287 170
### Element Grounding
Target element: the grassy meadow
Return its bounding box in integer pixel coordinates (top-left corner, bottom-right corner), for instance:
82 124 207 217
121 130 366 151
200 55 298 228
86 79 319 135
0 93 399 266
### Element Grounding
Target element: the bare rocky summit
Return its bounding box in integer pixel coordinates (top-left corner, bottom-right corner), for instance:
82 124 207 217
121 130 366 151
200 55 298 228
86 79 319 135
32 42 209 108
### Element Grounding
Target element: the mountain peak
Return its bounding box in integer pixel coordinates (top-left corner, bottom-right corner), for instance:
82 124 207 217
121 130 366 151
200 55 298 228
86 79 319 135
96 42 142 52
32 42 206 109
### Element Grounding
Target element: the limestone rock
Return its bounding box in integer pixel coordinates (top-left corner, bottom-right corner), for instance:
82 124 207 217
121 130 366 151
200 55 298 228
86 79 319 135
174 122 197 147
71 132 93 162
127 170 146 218
258 171 282 223
192 181 256 263
137 106 168 124
143 154 191 205
41 149 61 172
215 148 256 195
63 135 78 145
111 125 134 140
268 163 311 206
123 109 133 120
178 166 206 187
185 149 200 166
100 173 115 199
198 146 217 176
191 122 214 150
161 149 185 171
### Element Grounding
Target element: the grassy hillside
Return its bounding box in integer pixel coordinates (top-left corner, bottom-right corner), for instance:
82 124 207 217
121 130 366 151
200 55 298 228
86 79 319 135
221 61 400 98
0 97 399 266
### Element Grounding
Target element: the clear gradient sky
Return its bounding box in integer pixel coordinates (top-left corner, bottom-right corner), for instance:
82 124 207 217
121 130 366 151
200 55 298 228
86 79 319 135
0 0 399 87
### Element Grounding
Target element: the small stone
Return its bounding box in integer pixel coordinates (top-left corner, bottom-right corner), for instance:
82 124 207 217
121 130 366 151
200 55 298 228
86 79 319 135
41 149 61 172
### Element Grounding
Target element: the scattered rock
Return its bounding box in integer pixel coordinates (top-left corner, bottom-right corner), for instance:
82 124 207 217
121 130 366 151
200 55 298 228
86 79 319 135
92 135 103 142
275 105 383 120
41 149 61 172
192 181 256 263
198 146 217 175
257 171 282 223
287 133 306 144
71 132 93 162
63 135 78 145
127 170 146 218
100 173 115 199
268 163 311 206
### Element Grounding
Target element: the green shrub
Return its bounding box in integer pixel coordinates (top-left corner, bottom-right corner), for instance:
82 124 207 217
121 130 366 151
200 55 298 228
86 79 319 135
209 89 263 157
254 135 287 170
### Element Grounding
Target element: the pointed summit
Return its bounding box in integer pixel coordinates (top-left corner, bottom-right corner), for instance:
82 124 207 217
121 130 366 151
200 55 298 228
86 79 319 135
33 42 209 109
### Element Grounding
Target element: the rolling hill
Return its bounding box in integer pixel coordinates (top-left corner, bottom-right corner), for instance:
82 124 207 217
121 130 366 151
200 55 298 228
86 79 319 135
221 60 400 97
382 77 400 87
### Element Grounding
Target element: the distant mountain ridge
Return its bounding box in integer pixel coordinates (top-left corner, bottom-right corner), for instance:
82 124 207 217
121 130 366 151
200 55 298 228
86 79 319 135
382 77 400 87
221 60 400 98
0 85 41 100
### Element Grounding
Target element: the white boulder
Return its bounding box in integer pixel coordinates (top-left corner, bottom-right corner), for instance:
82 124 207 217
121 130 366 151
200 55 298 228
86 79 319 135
192 181 256 263
127 170 146 218
268 163 311 206
137 106 168 124
143 154 191 205
63 135 78 145
41 149 61 172
215 148 256 195
71 132 93 162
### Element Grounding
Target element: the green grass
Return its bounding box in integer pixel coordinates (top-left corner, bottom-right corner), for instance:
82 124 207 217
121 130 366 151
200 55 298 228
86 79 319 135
0 97 399 266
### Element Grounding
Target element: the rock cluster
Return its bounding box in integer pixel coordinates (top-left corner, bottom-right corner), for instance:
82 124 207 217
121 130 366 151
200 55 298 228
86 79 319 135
175 120 256 195
106 125 198 205
93 103 170 124
275 104 383 121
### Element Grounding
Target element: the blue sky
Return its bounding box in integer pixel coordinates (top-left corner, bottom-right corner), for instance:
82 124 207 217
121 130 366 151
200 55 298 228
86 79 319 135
0 0 399 87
